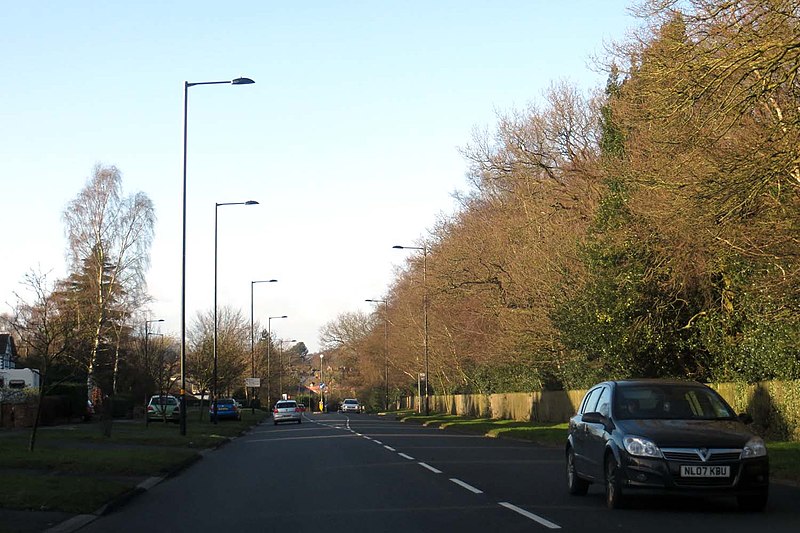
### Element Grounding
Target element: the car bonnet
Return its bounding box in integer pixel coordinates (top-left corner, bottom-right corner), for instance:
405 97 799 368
615 419 757 448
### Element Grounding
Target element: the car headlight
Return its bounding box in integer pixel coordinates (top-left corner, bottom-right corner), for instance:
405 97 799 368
741 437 767 458
623 436 663 458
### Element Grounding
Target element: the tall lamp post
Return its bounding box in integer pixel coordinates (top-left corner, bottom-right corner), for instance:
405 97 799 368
180 76 255 436
266 315 287 408
366 299 389 410
319 354 325 413
251 279 277 413
212 200 259 424
144 318 164 427
393 244 429 415
278 339 297 399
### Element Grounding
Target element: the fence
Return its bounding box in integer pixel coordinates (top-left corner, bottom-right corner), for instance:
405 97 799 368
403 379 800 441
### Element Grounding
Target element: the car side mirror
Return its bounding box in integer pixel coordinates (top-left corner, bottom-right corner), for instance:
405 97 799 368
582 411 614 431
738 412 753 424
581 412 606 425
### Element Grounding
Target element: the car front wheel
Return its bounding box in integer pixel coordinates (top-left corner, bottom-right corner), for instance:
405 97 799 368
605 455 625 509
566 448 589 495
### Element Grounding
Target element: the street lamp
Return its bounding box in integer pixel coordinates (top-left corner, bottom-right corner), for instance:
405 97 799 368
180 76 255 435
251 279 277 413
144 318 164 427
319 353 325 413
266 315 287 408
213 200 259 424
393 244 429 415
366 299 389 410
278 339 297 399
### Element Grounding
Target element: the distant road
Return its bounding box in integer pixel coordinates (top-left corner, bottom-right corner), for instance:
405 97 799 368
78 413 800 532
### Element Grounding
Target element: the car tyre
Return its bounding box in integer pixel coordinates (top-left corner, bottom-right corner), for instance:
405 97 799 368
566 448 589 495
737 489 768 512
605 455 625 509
298 418 302 424
274 421 278 426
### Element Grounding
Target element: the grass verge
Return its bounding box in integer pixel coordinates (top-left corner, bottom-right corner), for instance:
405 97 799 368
0 409 268 513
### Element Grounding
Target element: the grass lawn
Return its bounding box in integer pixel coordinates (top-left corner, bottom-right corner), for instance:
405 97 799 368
0 408 269 513
396 412 800 483
767 441 800 484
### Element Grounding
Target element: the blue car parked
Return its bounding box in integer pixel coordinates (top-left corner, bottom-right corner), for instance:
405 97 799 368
210 398 242 421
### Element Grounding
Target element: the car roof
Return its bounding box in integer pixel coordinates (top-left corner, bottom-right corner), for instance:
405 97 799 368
611 379 710 387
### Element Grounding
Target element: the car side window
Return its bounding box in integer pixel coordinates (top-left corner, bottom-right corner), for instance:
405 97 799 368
595 386 611 418
580 387 600 414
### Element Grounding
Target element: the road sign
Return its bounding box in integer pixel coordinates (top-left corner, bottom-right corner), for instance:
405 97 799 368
245 378 261 388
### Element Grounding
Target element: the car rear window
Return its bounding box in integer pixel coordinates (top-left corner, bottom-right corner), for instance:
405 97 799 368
152 397 178 406
276 401 296 409
217 399 234 405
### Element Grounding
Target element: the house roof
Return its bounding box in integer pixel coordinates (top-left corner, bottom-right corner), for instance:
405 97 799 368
0 334 17 356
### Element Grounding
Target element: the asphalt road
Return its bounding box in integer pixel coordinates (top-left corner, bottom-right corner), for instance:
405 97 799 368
76 413 800 532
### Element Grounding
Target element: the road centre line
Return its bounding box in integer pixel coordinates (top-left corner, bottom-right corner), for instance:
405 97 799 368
498 502 561 529
398 453 415 460
418 462 442 474
449 478 483 494
384 445 396 452
373 440 383 444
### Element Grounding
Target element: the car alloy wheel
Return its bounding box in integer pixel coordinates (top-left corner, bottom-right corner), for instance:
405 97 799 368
566 448 589 495
605 455 625 509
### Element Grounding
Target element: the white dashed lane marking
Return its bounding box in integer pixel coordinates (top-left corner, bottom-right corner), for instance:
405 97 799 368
418 462 442 474
449 478 483 494
498 502 561 529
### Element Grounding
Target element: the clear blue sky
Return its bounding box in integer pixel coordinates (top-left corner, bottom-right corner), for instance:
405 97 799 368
1 1 637 352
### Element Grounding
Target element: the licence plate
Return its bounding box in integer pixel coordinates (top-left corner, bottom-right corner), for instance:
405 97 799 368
680 465 730 477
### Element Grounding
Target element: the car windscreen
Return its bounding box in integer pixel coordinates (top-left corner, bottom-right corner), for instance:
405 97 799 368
614 384 736 420
344 400 358 404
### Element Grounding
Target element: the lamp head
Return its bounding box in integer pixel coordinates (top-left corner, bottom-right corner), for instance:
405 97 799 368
231 77 255 85
245 200 259 205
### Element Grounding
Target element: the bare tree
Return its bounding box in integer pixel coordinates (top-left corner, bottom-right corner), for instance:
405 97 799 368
6 270 76 451
187 306 249 418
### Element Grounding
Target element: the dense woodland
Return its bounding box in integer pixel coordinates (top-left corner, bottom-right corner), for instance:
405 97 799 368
321 0 800 408
3 1 798 420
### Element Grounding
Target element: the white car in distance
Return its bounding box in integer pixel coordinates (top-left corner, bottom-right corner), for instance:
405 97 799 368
340 398 361 413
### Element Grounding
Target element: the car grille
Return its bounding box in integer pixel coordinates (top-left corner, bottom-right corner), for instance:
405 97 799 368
661 447 742 487
661 448 741 462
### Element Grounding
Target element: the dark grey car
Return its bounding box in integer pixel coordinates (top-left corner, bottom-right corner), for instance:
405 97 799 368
566 379 769 511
